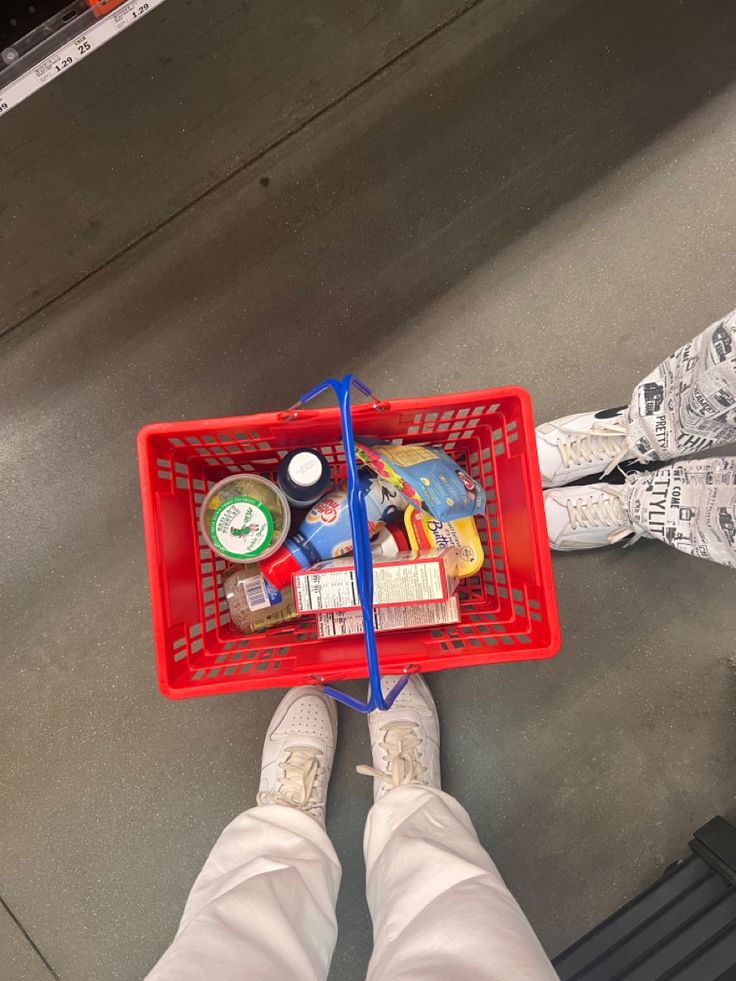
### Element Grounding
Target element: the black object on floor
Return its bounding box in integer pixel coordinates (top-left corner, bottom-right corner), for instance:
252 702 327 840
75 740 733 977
553 816 736 980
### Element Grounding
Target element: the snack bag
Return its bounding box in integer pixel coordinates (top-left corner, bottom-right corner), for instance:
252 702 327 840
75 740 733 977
355 443 485 521
404 506 484 578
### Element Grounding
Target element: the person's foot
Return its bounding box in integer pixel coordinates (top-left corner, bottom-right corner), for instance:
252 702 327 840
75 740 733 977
544 483 642 551
536 408 636 488
357 674 440 803
257 686 337 827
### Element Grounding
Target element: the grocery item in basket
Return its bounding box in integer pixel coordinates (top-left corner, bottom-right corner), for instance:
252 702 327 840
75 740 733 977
260 468 407 589
317 596 460 637
200 474 289 562
404 507 483 577
223 565 298 633
293 548 459 613
370 524 410 558
277 448 332 508
355 443 485 522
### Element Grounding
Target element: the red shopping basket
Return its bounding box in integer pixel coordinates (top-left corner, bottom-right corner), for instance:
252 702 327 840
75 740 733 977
137 383 560 701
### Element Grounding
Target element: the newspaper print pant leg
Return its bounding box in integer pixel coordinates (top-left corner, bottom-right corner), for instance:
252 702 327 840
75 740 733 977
626 309 736 461
623 458 736 569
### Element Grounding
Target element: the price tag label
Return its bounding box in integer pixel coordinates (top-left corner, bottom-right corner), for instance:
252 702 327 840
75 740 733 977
0 0 166 116
114 2 155 27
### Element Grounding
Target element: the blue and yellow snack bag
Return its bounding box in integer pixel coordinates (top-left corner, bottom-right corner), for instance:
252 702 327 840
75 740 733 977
355 443 485 522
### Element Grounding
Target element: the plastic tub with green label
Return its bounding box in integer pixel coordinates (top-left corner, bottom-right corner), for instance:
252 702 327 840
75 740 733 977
199 474 290 562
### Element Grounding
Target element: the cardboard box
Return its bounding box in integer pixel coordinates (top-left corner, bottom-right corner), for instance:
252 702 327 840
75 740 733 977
317 596 460 637
293 548 458 614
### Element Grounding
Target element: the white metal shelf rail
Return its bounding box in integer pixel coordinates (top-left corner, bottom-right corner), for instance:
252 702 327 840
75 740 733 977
0 0 166 116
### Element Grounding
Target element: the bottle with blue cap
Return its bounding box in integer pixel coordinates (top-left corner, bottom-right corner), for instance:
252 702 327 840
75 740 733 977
277 448 332 508
261 467 407 589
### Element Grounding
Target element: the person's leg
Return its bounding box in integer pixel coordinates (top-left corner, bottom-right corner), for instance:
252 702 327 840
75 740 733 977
543 458 736 569
623 457 736 568
627 309 736 462
145 688 340 981
537 308 736 488
358 675 557 981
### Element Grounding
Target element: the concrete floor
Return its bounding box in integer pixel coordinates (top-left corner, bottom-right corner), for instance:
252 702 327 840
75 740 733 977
2 0 736 978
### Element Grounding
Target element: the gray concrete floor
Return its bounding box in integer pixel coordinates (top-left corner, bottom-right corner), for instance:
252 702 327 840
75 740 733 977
2 0 736 978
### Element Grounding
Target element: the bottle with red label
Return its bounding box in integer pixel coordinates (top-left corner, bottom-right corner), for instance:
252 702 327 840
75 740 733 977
260 468 407 589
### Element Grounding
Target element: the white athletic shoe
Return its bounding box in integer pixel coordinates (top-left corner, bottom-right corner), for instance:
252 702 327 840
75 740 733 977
544 483 642 551
357 674 441 803
256 687 337 827
536 408 636 488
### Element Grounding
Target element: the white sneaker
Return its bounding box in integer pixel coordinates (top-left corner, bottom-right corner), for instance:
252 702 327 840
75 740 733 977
257 687 337 827
356 674 440 803
536 408 636 488
544 483 642 551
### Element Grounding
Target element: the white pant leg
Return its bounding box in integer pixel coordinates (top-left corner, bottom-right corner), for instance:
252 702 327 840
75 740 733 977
364 786 558 981
145 804 341 981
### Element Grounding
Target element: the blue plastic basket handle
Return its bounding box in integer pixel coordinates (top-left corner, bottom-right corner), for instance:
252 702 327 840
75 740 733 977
289 375 409 713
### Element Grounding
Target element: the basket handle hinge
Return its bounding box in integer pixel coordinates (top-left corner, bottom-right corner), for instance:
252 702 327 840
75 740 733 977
281 378 389 421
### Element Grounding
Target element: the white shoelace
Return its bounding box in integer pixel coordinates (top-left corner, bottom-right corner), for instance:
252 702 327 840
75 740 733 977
565 487 642 545
557 419 630 472
257 745 324 815
356 721 427 791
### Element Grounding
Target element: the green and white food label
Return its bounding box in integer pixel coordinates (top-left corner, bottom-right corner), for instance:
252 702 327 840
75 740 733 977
210 496 273 559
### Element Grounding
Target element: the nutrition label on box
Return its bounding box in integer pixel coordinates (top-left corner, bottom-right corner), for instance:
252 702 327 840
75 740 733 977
318 598 460 637
294 560 448 613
